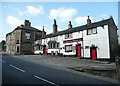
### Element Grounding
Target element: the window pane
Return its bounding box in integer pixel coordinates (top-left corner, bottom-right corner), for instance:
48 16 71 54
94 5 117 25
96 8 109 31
55 43 57 48
40 46 43 50
57 43 59 48
67 34 68 39
53 43 56 48
65 45 72 52
65 34 69 39
87 29 92 35
25 33 30 39
69 33 73 38
40 46 41 50
38 46 40 50
66 46 69 51
93 28 97 34
65 34 67 39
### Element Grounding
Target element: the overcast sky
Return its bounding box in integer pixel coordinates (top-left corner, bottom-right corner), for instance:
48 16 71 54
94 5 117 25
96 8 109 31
0 1 119 43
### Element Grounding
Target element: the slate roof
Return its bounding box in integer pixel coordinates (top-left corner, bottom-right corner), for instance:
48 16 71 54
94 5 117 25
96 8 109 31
39 17 114 40
6 25 42 37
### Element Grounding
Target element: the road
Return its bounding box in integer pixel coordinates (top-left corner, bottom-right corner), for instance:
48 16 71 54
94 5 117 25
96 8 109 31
1 54 118 85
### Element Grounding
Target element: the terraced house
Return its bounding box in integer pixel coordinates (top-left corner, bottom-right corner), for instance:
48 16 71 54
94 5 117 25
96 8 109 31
34 16 119 61
6 20 46 55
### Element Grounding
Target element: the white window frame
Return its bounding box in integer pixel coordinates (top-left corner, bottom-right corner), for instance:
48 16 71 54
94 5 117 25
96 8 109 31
25 32 30 39
65 44 72 52
87 29 92 35
92 28 97 34
87 27 97 35
65 33 73 39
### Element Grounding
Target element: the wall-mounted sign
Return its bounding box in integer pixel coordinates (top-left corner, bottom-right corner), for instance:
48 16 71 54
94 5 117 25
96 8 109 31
63 38 83 44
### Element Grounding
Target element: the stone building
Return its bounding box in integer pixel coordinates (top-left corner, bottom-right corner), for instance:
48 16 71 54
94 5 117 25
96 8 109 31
6 20 46 55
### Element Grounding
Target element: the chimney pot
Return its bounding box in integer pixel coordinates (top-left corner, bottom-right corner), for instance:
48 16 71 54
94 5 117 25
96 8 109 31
87 16 91 25
53 19 57 34
24 20 31 26
68 21 72 29
42 26 46 37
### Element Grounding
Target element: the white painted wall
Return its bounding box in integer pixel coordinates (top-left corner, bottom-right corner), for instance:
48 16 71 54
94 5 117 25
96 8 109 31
62 31 83 56
73 31 83 39
58 35 64 54
48 48 60 54
38 25 110 59
63 41 83 56
41 35 63 54
34 50 43 54
83 25 110 59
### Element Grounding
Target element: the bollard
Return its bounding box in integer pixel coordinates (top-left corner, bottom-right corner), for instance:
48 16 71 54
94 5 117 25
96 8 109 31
115 56 120 66
115 56 120 81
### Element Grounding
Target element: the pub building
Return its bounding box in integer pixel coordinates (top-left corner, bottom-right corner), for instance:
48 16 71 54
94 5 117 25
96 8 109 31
34 16 119 61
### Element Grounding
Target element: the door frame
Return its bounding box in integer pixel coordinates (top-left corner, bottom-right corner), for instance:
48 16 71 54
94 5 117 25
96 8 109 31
43 45 46 54
76 44 81 57
90 46 97 60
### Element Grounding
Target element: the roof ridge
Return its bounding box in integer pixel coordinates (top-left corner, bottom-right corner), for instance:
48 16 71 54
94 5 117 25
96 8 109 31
39 17 112 40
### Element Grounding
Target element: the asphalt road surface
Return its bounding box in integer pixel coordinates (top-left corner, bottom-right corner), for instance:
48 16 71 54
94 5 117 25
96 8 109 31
1 54 118 85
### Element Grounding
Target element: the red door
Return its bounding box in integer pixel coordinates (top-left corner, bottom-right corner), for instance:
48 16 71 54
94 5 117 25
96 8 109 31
76 45 81 57
43 45 46 54
91 48 97 60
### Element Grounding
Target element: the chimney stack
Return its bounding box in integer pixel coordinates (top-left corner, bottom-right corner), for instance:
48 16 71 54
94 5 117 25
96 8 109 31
42 26 46 37
68 21 72 29
24 20 31 26
87 16 91 25
53 19 57 34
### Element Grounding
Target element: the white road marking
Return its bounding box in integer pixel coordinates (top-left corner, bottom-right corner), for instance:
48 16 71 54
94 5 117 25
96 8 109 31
9 64 25 73
34 75 59 86
0 59 6 63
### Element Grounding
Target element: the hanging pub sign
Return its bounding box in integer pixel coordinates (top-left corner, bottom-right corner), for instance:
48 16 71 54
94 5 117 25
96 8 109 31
63 38 83 44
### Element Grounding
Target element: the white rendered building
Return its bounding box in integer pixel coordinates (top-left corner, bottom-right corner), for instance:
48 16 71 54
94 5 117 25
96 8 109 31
34 16 118 61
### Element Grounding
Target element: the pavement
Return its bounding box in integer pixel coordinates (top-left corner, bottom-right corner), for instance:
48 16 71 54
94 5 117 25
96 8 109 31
12 54 116 71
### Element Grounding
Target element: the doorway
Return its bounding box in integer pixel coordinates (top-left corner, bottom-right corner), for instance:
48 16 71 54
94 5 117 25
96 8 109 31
17 46 19 53
76 44 81 57
43 45 46 54
90 47 97 60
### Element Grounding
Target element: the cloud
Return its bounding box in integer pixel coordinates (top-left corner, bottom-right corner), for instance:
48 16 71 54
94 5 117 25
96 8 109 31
19 5 44 16
74 16 94 26
7 16 23 28
48 7 77 22
101 13 109 19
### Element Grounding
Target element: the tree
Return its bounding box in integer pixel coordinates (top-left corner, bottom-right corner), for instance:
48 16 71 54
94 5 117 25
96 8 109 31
1 40 6 51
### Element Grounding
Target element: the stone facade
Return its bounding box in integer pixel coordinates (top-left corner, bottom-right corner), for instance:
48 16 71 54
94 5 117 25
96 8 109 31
6 20 46 55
